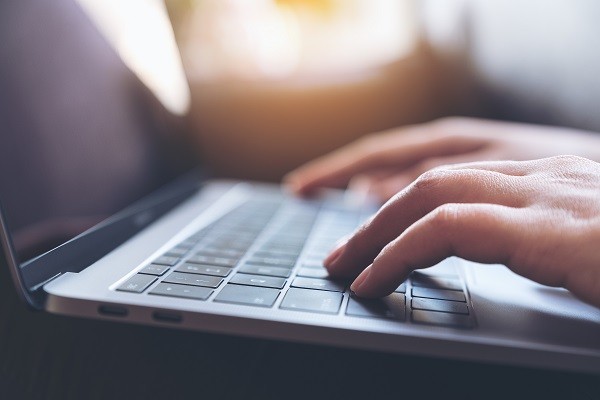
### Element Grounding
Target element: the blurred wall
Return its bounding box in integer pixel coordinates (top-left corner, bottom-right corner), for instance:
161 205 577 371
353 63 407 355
173 0 451 181
185 53 445 181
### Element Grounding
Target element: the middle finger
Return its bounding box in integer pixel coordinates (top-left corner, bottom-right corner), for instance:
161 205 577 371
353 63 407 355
325 167 529 278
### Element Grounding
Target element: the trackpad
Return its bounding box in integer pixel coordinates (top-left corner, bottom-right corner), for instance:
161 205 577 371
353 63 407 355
465 262 600 347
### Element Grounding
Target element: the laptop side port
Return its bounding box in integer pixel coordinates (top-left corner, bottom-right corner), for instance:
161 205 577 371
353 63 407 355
152 311 182 323
98 305 128 317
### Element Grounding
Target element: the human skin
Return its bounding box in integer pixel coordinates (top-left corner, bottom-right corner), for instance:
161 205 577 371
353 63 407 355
284 119 600 308
321 156 600 308
285 117 600 203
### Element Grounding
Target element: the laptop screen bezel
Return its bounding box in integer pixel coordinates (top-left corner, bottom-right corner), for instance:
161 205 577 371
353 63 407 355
0 169 204 309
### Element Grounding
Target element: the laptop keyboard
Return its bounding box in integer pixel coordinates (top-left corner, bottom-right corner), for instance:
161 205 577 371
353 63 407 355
115 199 475 329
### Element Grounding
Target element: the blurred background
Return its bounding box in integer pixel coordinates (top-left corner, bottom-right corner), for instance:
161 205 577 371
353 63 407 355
76 0 448 181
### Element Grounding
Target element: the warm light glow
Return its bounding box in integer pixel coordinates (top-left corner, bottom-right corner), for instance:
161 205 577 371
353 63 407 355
275 0 339 17
181 0 416 82
76 0 191 115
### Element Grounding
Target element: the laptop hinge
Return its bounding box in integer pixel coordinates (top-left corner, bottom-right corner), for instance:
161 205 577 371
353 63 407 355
25 272 63 309
30 272 63 292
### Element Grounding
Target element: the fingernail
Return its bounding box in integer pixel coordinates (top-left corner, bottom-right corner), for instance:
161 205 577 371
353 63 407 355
350 264 373 295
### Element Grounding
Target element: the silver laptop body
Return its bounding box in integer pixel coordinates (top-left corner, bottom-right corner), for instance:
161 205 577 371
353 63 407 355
2 0 598 376
3 178 599 375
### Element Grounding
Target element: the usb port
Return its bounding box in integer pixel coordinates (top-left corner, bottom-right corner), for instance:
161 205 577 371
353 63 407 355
152 311 182 323
98 305 128 317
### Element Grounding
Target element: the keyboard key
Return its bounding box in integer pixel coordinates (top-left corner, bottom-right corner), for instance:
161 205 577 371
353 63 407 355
197 247 245 258
260 243 303 253
410 272 463 291
153 256 180 266
175 263 232 277
411 297 469 315
280 288 343 314
164 247 189 257
238 264 291 278
252 247 300 259
254 248 300 257
178 239 198 249
291 277 346 292
139 264 170 276
412 287 466 302
304 251 329 261
296 267 329 279
300 260 325 269
163 272 223 288
411 310 473 328
187 255 238 267
116 274 156 293
202 241 249 251
208 239 253 249
229 273 286 289
246 256 296 268
149 283 213 300
394 282 407 293
219 232 256 241
214 284 279 308
346 293 406 320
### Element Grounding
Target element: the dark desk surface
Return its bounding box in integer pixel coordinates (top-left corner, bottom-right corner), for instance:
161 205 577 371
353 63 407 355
0 258 598 400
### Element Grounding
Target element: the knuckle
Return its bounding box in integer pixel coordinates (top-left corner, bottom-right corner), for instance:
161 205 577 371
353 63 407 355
538 155 591 181
406 162 438 186
411 169 455 210
411 169 490 207
412 169 451 195
429 204 462 230
548 154 586 167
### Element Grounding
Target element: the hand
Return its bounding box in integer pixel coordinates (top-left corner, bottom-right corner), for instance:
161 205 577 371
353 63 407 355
285 117 600 202
323 156 600 308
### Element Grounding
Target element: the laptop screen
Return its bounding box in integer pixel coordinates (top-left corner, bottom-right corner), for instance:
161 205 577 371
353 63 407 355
0 0 191 268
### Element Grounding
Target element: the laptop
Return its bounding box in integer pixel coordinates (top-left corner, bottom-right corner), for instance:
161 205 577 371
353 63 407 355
1 168 599 374
1 0 598 376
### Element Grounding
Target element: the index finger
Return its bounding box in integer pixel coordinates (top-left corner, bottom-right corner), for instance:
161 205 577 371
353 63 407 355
325 167 528 278
284 127 485 195
351 203 528 297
